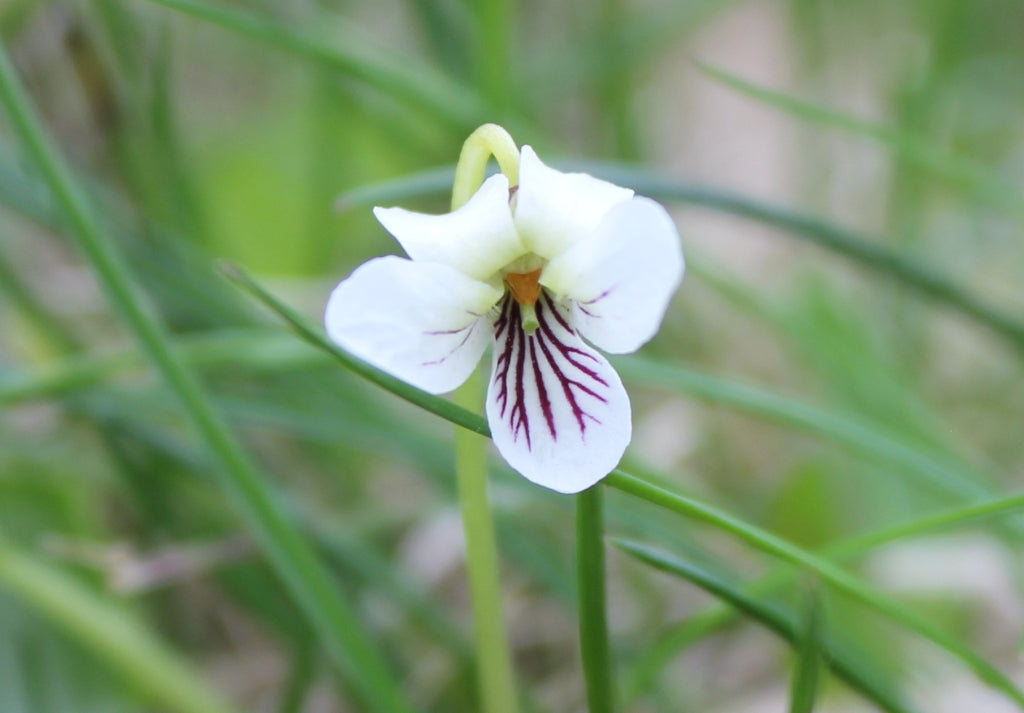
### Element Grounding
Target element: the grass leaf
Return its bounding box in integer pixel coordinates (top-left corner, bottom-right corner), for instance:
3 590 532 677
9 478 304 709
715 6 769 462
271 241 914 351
695 60 1024 222
226 266 1024 708
0 537 239 713
0 42 415 713
790 584 823 713
137 0 487 129
614 540 912 713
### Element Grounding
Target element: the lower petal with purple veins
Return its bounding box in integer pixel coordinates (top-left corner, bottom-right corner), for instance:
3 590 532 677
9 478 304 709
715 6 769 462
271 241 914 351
485 292 631 494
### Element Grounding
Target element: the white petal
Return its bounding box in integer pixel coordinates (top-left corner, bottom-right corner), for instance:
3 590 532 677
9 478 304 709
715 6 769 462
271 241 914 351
373 174 525 281
513 146 634 260
540 197 683 354
485 293 631 493
325 256 501 394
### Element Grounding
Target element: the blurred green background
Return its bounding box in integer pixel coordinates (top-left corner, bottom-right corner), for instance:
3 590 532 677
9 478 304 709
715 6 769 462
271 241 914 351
2 0 1024 711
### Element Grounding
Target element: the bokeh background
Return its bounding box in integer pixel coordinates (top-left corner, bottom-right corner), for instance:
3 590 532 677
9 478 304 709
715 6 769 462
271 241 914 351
3 0 1024 711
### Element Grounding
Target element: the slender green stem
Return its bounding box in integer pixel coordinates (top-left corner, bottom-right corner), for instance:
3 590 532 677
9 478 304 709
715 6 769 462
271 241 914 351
449 125 520 713
455 371 519 713
0 43 413 713
577 486 614 713
789 584 822 713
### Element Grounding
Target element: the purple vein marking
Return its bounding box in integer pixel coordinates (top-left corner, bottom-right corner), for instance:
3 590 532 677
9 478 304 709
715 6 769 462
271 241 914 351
493 298 514 415
421 320 477 366
539 294 606 384
492 292 609 450
577 285 617 318
582 286 616 305
492 299 531 449
529 336 556 438
535 298 606 435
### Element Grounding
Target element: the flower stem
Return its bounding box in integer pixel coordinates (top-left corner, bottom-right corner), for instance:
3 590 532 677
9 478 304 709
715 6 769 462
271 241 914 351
577 486 614 713
451 124 520 713
454 371 519 713
451 123 519 210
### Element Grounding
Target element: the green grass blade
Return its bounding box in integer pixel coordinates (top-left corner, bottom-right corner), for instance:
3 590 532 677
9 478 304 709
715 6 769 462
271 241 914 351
790 584 823 713
614 540 911 713
614 356 998 504
224 269 1024 708
577 487 614 713
137 0 487 129
605 471 1024 708
0 43 414 713
598 168 1024 353
624 484 1024 702
10 320 1024 544
827 494 1024 558
216 277 1024 555
0 537 238 713
696 61 1024 222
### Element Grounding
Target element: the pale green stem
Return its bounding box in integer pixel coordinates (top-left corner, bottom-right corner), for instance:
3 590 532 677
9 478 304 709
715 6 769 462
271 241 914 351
578 486 614 713
451 123 520 210
455 372 518 713
450 124 521 713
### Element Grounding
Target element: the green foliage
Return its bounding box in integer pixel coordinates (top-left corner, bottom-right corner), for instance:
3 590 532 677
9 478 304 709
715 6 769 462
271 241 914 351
2 0 1023 711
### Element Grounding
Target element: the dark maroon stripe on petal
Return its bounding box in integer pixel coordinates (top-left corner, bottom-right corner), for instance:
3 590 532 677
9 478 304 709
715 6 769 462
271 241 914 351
544 292 575 333
529 335 557 438
493 298 514 417
511 301 531 450
537 298 607 386
534 307 606 434
492 291 612 449
542 293 601 367
494 306 509 339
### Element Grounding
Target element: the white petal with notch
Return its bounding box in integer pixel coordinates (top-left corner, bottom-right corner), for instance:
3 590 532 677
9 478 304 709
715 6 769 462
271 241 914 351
373 174 524 282
513 146 634 260
485 293 631 493
540 196 683 354
325 256 501 394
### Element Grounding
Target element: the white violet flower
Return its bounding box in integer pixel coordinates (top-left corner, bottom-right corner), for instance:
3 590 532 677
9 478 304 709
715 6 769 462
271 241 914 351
325 145 684 493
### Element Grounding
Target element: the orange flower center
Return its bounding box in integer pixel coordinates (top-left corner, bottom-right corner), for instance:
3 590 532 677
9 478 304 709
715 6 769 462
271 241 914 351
504 268 543 306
